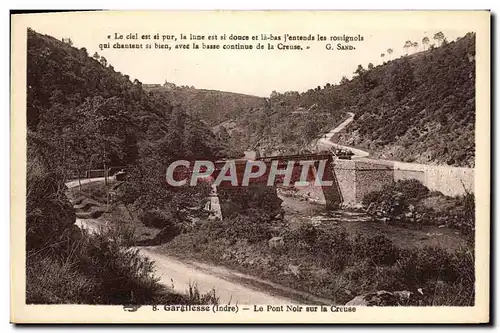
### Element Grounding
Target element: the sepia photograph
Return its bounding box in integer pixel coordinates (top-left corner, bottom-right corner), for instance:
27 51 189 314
10 10 490 323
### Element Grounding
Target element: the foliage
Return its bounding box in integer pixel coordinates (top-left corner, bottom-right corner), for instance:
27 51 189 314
362 179 475 235
147 82 348 157
27 223 155 304
167 217 475 306
28 28 224 179
26 28 226 304
26 131 76 252
333 33 475 167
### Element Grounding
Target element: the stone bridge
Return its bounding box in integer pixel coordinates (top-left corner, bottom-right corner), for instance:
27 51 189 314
203 153 475 220
101 152 474 221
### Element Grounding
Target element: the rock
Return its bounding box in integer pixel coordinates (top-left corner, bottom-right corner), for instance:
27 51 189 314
268 236 284 249
287 264 300 277
393 290 413 301
345 290 414 306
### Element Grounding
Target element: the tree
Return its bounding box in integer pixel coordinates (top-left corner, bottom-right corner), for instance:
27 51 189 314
387 48 393 59
381 53 385 59
354 64 376 91
99 56 107 67
368 63 374 70
70 96 128 189
79 47 88 61
354 64 365 76
433 31 445 46
92 52 100 61
412 41 419 53
403 40 412 55
62 37 73 46
340 76 349 85
422 36 430 51
387 58 415 101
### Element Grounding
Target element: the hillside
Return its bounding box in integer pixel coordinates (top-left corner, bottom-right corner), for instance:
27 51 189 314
147 34 476 167
144 84 265 126
147 83 348 157
26 28 225 304
334 33 476 167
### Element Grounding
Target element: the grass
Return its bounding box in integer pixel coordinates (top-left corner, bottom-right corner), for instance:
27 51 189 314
72 178 475 306
28 176 218 305
161 214 474 306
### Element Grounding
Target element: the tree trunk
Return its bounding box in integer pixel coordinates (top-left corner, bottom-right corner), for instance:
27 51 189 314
77 166 82 193
104 161 108 186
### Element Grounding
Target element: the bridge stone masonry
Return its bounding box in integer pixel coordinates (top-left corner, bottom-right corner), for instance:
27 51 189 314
202 154 475 220
300 158 474 208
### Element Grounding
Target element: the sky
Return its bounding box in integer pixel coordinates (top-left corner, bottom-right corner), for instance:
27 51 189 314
16 11 481 97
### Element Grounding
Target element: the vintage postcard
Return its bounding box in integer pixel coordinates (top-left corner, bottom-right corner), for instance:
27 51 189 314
10 10 490 323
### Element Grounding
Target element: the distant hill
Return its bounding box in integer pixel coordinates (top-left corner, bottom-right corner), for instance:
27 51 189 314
187 33 474 166
334 33 476 167
147 83 348 157
145 84 265 126
145 32 475 166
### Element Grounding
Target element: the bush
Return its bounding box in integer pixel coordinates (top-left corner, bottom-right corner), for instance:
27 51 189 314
285 224 351 271
352 233 399 266
141 209 175 229
362 179 475 235
221 210 276 243
27 137 76 252
363 179 430 208
27 226 164 304
449 191 475 234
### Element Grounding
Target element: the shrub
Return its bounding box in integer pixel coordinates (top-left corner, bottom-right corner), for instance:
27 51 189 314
449 191 475 234
362 179 475 235
352 233 399 266
314 227 350 267
141 209 175 229
221 210 275 243
27 226 163 304
362 179 429 208
27 140 76 252
285 224 352 271
186 284 219 305
140 209 182 243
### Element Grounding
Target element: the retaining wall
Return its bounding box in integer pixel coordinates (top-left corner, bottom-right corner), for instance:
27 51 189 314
331 158 474 206
359 158 474 197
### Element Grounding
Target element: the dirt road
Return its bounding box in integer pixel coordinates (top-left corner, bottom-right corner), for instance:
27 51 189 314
316 112 370 158
66 178 312 304
138 248 299 304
